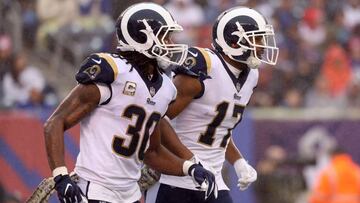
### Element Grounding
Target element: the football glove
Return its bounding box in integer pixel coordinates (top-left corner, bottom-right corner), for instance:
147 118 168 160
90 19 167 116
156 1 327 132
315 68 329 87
183 161 218 200
138 165 161 191
54 174 85 203
234 158 257 191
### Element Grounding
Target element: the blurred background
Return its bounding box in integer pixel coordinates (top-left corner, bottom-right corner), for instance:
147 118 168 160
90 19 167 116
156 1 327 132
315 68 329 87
0 0 360 202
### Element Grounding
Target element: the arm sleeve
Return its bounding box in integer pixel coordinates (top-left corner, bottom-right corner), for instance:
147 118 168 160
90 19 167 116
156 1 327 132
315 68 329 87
173 47 212 99
95 83 112 105
75 53 117 85
173 47 211 81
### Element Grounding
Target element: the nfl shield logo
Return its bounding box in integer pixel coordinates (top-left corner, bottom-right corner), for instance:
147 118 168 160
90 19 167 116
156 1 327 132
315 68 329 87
149 87 156 97
236 82 241 92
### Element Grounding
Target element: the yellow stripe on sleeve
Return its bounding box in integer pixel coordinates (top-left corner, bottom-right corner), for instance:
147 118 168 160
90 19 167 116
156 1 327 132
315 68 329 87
197 48 212 74
97 53 119 80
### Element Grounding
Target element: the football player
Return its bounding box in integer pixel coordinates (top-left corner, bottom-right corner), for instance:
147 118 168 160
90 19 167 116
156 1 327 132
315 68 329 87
44 3 216 203
145 6 279 203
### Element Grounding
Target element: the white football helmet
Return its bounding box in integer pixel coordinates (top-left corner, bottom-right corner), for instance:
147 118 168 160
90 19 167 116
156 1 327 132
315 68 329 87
116 3 188 66
212 7 279 68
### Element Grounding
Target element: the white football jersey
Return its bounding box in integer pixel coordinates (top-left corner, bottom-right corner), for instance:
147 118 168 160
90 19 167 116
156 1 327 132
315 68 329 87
160 47 258 190
73 53 176 202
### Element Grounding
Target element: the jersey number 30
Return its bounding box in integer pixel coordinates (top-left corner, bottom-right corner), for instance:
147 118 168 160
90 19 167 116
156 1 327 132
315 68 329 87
112 105 161 160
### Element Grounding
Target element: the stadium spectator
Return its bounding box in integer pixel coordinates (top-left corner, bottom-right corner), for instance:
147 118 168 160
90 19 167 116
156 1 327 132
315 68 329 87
47 0 114 65
36 0 78 49
255 145 287 203
274 0 296 32
348 24 360 108
343 0 360 30
349 25 360 81
255 145 305 203
0 33 13 108
1 52 46 108
326 10 351 47
74 0 114 51
299 126 337 190
347 80 360 107
308 147 360 203
165 0 205 45
304 75 347 108
283 88 303 108
320 42 352 97
294 60 317 94
203 0 235 24
19 0 38 48
298 7 326 48
252 0 276 22
0 34 12 80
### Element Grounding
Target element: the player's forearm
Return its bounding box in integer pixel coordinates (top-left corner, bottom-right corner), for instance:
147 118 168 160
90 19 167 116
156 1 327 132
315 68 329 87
159 118 193 160
144 145 185 176
225 138 243 165
44 116 66 171
44 84 99 171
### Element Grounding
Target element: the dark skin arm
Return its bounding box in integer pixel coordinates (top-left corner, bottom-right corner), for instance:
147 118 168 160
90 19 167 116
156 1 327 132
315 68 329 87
44 84 100 170
225 137 244 165
159 118 193 160
143 122 185 176
156 74 203 161
166 75 202 119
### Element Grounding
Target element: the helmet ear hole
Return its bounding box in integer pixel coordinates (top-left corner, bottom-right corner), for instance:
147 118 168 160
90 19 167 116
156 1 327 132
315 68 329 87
152 46 166 56
231 43 239 48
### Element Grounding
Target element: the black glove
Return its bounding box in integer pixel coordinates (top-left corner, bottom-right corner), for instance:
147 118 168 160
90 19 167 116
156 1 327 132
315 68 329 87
188 163 218 199
54 174 83 203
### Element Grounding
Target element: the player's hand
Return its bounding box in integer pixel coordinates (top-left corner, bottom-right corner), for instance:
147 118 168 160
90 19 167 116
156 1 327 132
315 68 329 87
183 161 218 200
138 165 161 191
54 174 85 203
234 158 257 191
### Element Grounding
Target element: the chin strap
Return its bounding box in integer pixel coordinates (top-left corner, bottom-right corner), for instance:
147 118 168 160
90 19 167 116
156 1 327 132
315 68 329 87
246 55 261 69
229 54 261 69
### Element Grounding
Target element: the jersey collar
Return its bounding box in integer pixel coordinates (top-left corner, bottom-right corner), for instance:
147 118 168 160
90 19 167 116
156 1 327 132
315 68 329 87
132 65 164 97
214 51 250 93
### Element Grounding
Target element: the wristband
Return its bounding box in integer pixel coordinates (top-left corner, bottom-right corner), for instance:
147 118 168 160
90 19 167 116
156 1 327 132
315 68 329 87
163 115 171 122
52 166 68 177
234 158 247 167
234 158 247 177
182 160 194 176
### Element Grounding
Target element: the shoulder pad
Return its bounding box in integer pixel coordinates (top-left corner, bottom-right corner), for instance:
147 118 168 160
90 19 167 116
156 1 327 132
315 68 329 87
173 47 212 80
76 53 119 85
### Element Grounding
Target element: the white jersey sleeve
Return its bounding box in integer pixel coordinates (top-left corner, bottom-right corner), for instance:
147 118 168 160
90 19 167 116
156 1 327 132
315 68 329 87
95 83 111 105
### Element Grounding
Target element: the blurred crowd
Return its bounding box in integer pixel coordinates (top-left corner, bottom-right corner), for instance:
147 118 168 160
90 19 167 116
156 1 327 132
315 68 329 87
254 126 360 203
247 0 360 109
1 0 360 109
1 1 360 202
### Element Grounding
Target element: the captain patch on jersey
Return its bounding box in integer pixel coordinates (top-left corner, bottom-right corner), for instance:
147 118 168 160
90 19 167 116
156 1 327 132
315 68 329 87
123 81 137 96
